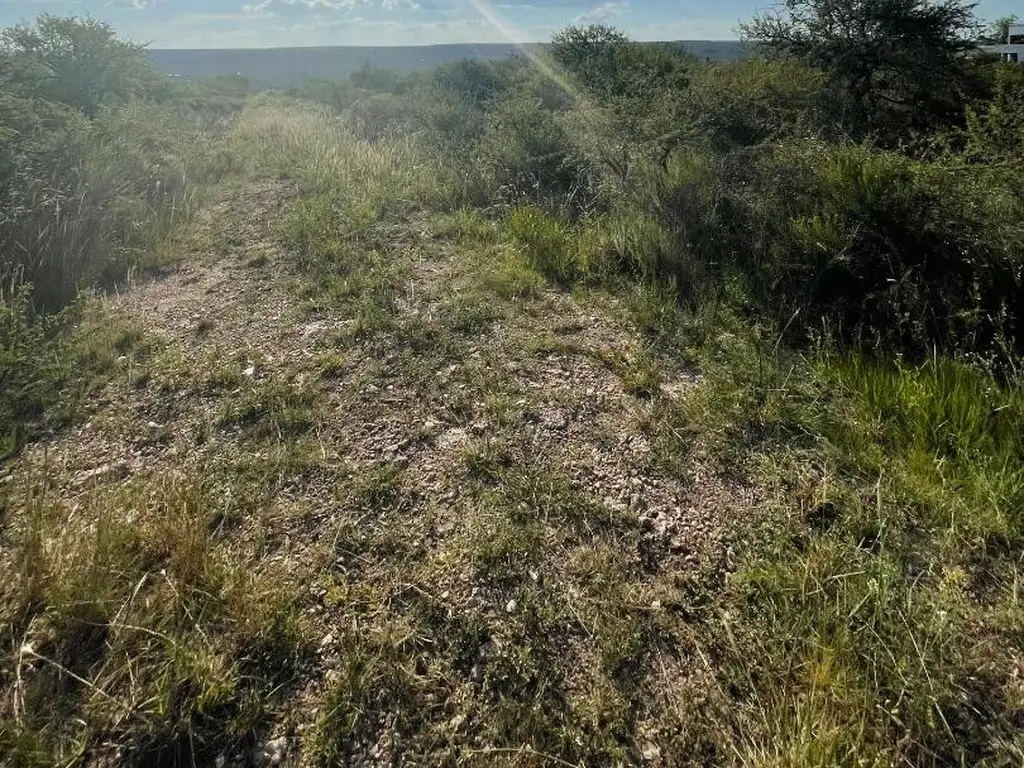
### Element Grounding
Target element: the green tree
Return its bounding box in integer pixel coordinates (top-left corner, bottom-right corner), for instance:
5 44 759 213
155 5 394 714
740 0 979 142
0 14 165 116
549 24 629 89
984 14 1019 43
964 63 1024 159
548 25 691 157
549 25 689 104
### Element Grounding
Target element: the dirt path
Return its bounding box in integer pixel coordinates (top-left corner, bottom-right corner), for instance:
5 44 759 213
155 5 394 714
24 179 757 560
11 179 763 765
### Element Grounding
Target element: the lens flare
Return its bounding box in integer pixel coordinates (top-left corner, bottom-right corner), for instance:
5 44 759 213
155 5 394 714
459 0 588 105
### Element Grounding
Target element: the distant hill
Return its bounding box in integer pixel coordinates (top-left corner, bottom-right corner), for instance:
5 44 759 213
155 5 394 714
677 40 751 61
149 41 747 88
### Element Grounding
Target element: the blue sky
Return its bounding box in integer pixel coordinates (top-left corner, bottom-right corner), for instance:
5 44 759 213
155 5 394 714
0 0 1019 49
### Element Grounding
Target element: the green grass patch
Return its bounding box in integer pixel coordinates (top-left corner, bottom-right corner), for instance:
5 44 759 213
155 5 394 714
0 291 155 458
216 376 319 440
0 472 310 765
667 322 1024 763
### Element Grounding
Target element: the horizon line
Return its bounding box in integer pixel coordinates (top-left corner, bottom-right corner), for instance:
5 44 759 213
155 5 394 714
148 38 743 52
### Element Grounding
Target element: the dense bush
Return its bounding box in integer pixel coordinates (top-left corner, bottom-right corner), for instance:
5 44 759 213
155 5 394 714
706 142 1024 355
0 15 234 449
679 59 827 150
741 0 979 144
1 14 169 116
321 28 1023 363
0 16 215 312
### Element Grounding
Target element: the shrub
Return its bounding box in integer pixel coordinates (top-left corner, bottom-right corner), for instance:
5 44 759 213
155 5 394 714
764 144 1022 356
964 63 1024 161
681 59 828 150
346 92 415 141
478 96 593 211
0 100 203 311
1 14 168 117
289 77 357 113
430 58 514 109
505 205 578 283
0 17 208 312
634 139 1024 360
741 0 978 143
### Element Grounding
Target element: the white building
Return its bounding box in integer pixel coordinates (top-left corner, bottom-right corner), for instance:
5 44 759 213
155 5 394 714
982 23 1024 63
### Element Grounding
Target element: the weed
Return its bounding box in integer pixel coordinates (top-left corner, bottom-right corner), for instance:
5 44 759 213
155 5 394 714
217 376 318 440
505 206 578 284
0 292 154 455
431 209 497 244
445 294 502 336
0 472 309 765
317 353 347 379
484 251 547 301
343 462 408 516
592 345 663 399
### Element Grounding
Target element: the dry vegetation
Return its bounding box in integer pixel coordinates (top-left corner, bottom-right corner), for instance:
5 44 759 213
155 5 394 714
2 8 1024 767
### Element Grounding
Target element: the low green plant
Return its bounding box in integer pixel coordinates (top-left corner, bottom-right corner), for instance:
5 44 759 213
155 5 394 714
505 205 578 283
675 333 1024 764
484 252 547 300
0 473 309 765
217 377 318 440
0 290 152 457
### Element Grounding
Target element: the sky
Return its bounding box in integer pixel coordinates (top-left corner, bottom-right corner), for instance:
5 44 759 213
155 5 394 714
0 0 1019 49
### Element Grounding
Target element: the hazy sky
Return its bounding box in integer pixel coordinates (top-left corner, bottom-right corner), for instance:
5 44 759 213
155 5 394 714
0 0 1019 49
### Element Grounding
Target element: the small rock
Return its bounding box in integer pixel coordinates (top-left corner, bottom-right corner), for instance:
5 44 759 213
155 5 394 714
260 736 288 766
319 633 335 650
478 640 498 659
505 599 517 614
73 461 130 488
242 365 256 377
528 568 540 583
651 600 663 611
215 756 226 768
641 742 662 761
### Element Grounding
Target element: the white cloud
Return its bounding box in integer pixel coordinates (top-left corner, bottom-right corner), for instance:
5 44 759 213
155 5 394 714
573 1 626 24
242 0 273 14
135 6 554 47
